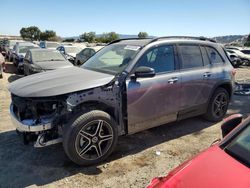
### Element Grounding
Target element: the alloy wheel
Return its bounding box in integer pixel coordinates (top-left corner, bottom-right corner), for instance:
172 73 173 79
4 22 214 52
75 120 114 160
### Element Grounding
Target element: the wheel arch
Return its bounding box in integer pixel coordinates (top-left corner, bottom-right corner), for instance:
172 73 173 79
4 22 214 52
210 81 233 101
72 100 124 135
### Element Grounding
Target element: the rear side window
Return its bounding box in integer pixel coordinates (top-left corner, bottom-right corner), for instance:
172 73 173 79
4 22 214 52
179 45 203 69
137 45 175 73
200 46 210 66
206 47 223 64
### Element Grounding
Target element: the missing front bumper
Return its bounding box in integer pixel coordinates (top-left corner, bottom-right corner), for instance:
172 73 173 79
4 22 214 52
10 104 53 132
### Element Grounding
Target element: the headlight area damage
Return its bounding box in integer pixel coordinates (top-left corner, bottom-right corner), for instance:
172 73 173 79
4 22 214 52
10 84 122 148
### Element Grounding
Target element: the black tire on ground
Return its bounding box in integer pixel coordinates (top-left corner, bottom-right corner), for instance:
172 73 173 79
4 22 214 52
203 87 229 122
63 110 118 166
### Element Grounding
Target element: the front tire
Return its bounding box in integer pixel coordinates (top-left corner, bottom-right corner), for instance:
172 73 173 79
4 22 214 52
203 88 229 122
63 110 118 166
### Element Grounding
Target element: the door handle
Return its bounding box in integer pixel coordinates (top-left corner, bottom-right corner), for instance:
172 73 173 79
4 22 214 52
203 72 212 78
168 77 178 84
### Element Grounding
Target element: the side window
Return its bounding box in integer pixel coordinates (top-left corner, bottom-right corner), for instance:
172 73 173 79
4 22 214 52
206 47 223 64
83 49 90 56
200 46 210 66
136 45 175 73
90 49 96 56
179 45 203 69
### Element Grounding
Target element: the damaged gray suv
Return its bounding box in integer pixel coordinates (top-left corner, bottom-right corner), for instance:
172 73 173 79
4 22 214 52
9 37 235 165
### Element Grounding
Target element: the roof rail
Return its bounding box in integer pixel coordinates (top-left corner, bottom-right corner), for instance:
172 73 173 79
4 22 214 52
108 38 152 45
149 36 216 43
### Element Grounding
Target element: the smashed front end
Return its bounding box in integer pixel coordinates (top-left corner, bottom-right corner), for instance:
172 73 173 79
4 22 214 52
10 94 66 147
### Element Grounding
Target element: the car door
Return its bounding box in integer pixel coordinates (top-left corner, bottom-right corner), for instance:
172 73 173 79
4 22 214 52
126 44 181 134
177 44 213 118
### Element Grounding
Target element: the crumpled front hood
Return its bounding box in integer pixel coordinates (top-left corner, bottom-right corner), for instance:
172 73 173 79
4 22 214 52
35 60 73 70
8 67 114 97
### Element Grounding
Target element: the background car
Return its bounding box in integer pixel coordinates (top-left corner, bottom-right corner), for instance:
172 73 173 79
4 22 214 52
147 114 250 188
12 42 39 67
23 49 73 75
39 41 60 49
0 53 4 78
57 45 83 63
226 48 250 65
4 40 24 61
74 46 104 66
227 50 242 68
0 38 8 56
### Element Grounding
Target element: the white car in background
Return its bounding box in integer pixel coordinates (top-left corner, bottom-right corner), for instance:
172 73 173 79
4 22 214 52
56 45 83 63
226 48 250 63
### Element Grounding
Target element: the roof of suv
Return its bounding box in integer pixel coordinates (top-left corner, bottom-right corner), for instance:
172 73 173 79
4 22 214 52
110 36 217 47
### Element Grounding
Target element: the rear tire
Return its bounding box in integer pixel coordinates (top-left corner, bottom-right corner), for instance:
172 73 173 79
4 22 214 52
203 88 229 122
63 110 118 166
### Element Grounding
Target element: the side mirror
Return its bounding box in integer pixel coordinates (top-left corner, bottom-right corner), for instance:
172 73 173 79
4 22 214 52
133 66 155 78
221 114 243 137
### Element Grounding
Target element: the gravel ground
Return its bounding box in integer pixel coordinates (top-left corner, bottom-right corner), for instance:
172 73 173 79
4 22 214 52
0 62 249 188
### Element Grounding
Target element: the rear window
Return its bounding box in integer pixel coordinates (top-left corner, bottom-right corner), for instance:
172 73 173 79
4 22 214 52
179 45 203 69
206 47 223 64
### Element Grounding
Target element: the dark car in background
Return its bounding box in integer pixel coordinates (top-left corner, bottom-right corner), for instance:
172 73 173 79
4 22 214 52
147 114 250 188
0 53 4 78
9 37 235 166
75 46 104 66
23 49 73 75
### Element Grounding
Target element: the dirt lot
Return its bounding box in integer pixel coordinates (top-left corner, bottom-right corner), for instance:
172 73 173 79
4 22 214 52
0 62 250 188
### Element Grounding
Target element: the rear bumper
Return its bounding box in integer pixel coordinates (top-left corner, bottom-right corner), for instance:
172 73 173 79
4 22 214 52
10 104 53 132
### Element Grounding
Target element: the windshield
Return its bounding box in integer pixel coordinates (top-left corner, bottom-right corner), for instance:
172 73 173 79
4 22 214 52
82 44 140 74
47 42 59 48
224 123 250 167
9 41 17 47
65 47 82 53
32 50 66 62
19 46 37 54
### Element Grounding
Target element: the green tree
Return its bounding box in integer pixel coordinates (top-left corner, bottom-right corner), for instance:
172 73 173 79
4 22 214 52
244 33 250 47
96 32 119 43
138 32 148 38
80 32 96 43
63 38 75 42
40 30 57 41
20 26 41 40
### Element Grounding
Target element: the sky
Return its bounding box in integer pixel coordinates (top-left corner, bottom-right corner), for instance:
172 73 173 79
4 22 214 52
1 0 250 37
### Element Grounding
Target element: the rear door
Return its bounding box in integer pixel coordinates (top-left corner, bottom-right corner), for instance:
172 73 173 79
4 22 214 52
126 44 181 134
178 44 213 117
